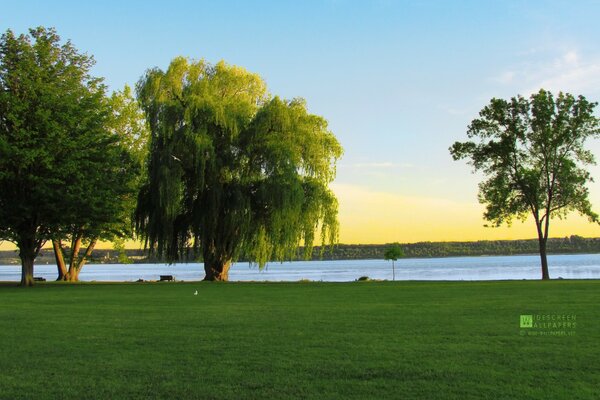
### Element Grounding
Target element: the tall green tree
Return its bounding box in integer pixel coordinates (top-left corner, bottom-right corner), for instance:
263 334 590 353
450 89 600 280
0 27 119 285
384 243 404 281
52 85 148 281
135 57 342 280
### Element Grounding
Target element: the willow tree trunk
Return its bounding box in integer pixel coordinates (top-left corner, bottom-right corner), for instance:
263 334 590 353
203 260 231 281
202 245 232 281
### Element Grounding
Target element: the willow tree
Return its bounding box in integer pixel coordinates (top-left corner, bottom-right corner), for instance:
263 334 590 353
450 90 600 280
135 57 342 280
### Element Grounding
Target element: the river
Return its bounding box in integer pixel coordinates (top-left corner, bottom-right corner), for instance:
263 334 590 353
2 253 600 282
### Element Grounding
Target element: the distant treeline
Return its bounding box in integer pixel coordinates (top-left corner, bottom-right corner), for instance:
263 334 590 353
1 235 599 265
309 235 600 260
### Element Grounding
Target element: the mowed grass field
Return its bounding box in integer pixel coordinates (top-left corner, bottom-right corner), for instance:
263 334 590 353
0 280 599 399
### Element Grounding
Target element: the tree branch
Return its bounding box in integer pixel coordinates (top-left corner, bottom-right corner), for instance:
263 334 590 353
76 237 98 270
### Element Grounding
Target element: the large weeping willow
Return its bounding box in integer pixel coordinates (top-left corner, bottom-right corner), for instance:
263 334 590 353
135 57 343 280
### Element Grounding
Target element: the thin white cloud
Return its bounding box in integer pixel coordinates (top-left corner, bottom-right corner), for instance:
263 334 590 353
562 51 578 65
493 70 516 85
342 162 414 169
438 104 473 116
354 162 413 169
536 60 600 95
493 49 600 97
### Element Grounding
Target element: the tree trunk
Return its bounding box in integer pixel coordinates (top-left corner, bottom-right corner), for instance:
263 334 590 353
538 237 550 280
68 234 83 271
76 237 96 271
65 268 81 282
20 250 35 287
15 227 43 286
64 237 97 282
203 260 231 281
202 245 232 281
18 238 38 287
53 239 67 281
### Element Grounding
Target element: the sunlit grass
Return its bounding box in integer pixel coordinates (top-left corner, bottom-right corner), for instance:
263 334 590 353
0 280 598 399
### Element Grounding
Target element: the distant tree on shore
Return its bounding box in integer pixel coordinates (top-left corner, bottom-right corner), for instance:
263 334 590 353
384 243 404 280
450 90 600 280
135 57 342 281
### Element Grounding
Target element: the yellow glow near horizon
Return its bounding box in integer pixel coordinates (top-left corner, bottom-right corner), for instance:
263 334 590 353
331 183 600 244
2 183 600 252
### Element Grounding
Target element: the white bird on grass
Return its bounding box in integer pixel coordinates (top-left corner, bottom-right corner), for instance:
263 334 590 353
194 290 198 295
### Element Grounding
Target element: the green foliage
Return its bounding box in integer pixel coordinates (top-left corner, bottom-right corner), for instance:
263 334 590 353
0 27 100 239
450 90 600 230
384 243 404 261
135 57 342 270
384 242 403 280
0 27 118 277
58 84 148 244
451 89 600 278
99 85 149 240
52 84 148 280
0 27 147 283
112 238 132 264
108 85 149 168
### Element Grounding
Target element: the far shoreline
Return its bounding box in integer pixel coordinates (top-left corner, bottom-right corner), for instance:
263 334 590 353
3 236 600 264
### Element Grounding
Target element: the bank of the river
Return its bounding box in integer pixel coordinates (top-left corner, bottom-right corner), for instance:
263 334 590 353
0 280 598 399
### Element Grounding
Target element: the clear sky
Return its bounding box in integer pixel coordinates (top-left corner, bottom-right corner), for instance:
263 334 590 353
3 0 600 246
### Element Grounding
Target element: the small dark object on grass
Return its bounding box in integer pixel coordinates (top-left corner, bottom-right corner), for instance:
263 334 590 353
33 277 46 282
159 275 174 282
136 279 144 283
357 276 370 281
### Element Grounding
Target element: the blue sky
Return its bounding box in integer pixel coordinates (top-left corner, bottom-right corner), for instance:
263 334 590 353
4 0 600 243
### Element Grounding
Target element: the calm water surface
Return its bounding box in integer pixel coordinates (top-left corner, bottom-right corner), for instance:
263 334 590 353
2 254 600 282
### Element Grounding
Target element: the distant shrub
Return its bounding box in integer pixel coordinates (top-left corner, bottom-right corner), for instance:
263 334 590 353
357 276 370 281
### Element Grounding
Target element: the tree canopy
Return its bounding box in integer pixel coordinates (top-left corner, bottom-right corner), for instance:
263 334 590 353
450 89 600 279
135 57 343 280
384 243 404 261
0 27 132 285
384 243 404 281
52 85 148 281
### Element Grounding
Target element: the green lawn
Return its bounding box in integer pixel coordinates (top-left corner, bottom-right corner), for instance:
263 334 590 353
0 280 598 399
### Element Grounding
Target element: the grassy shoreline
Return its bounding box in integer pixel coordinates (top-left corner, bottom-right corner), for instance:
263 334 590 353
1 280 599 399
